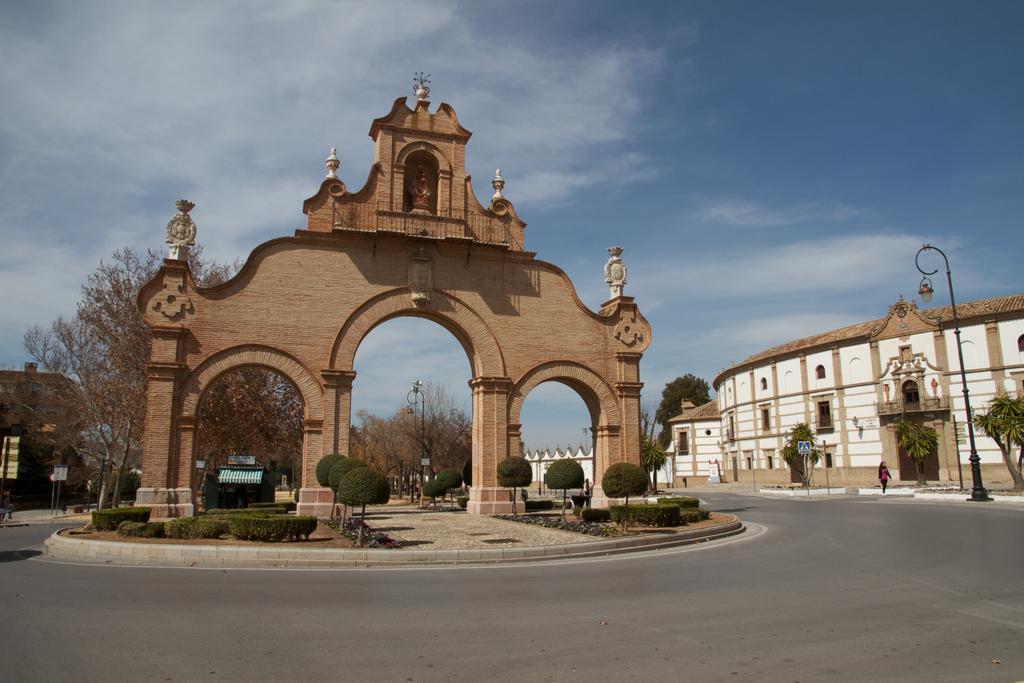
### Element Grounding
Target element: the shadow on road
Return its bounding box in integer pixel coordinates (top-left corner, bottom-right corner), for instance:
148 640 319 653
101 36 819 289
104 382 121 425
0 549 42 563
712 507 757 513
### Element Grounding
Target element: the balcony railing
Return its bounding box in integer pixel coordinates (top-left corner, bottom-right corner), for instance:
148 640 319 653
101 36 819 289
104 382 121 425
327 202 521 249
876 396 949 416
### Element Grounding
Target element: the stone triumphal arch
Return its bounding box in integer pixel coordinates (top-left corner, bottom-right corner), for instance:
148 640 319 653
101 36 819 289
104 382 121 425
135 88 652 517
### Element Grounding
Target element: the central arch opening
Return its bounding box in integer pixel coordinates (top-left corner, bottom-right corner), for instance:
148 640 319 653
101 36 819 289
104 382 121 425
351 316 473 501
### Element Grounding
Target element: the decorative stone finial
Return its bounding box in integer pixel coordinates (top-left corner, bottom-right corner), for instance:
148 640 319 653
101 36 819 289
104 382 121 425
413 72 431 102
325 147 339 179
604 246 627 298
491 168 505 201
165 199 197 260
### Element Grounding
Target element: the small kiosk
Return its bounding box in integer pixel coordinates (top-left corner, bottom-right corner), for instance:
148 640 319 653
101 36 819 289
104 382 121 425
202 454 274 510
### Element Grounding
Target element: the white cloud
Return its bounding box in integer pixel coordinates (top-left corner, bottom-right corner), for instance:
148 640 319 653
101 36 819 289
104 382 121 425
695 198 864 228
0 2 676 372
634 232 931 302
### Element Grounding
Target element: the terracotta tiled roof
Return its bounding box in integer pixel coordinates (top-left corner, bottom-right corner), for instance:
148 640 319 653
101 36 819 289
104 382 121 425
713 292 1024 388
667 400 720 423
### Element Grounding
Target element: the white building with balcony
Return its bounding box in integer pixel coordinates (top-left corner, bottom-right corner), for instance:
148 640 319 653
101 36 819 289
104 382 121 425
671 294 1024 487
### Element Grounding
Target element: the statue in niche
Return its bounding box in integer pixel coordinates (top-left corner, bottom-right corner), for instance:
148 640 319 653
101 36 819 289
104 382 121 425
931 377 939 398
883 383 891 401
411 165 432 213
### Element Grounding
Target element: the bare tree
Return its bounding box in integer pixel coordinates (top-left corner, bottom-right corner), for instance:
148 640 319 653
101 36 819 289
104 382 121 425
24 246 242 508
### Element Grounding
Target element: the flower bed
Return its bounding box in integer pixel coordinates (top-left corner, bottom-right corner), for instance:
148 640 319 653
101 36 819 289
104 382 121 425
326 517 402 549
491 514 623 537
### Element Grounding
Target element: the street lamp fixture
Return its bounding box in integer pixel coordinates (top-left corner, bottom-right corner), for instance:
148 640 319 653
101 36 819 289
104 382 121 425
915 244 988 502
407 380 427 504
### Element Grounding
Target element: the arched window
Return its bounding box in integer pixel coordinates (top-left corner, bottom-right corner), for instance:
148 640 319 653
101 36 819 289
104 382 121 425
1018 334 1024 352
815 365 826 380
760 377 768 391
902 379 920 405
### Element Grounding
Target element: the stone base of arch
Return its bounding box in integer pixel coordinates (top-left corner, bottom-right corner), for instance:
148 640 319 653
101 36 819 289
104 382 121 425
298 487 336 518
468 486 522 515
136 487 195 519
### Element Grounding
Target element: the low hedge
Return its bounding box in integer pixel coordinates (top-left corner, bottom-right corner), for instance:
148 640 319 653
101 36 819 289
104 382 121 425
658 497 700 509
251 501 297 512
610 504 680 527
164 517 230 539
679 509 711 523
524 500 554 511
204 507 287 516
228 515 318 542
93 507 151 531
581 508 611 523
117 521 166 538
456 496 469 509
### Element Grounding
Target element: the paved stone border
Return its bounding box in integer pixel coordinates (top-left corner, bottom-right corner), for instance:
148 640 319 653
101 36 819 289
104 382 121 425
42 518 744 568
759 487 847 497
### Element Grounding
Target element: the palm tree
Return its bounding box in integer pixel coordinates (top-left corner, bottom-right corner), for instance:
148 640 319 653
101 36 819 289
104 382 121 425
895 420 938 486
639 436 669 494
781 423 821 486
974 393 1024 491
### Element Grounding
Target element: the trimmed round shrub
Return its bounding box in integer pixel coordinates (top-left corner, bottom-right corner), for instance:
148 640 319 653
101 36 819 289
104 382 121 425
117 521 165 538
228 515 318 542
93 507 151 531
338 468 391 509
497 456 533 488
436 468 463 491
659 496 699 509
422 478 448 501
456 496 469 509
329 457 367 493
610 503 680 527
601 463 648 502
545 459 585 492
315 453 344 487
581 508 612 523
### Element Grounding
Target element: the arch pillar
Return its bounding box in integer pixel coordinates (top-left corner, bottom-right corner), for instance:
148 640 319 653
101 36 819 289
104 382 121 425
296 369 355 517
590 424 621 508
136 324 194 518
467 376 517 514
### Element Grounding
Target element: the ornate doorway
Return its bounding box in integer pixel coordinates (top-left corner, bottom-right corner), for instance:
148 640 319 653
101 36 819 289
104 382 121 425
135 89 651 517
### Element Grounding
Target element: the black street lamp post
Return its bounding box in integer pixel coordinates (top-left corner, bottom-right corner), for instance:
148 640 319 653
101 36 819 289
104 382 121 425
915 244 989 502
407 380 427 504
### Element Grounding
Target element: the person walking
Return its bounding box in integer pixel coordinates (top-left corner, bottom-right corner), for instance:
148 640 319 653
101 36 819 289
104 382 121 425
878 461 892 494
0 491 11 523
582 479 592 508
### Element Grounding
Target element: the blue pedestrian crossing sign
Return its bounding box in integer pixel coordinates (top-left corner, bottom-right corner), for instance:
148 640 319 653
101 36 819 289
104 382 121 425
797 440 812 455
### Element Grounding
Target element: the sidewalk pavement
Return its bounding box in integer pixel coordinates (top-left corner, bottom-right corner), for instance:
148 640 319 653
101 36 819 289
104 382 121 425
0 508 89 526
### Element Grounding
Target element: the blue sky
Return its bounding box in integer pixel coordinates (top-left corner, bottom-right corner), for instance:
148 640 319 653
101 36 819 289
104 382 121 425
1 1 1022 450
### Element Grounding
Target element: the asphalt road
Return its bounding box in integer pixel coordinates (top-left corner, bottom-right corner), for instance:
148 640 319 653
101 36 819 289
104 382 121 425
1 493 1021 682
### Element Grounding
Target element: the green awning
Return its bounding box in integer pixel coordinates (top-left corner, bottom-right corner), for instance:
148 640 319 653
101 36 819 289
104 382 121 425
218 468 264 485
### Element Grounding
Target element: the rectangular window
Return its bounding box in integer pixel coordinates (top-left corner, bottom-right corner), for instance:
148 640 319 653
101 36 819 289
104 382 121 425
677 431 689 455
825 450 833 468
744 451 753 470
764 448 775 469
817 400 833 430
761 407 770 431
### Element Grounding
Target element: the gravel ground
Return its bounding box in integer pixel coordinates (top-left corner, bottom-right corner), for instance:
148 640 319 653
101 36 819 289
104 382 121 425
364 506 602 549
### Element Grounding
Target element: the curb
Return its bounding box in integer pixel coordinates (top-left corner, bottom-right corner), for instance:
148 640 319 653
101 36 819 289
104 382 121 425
42 518 745 569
